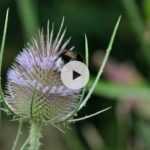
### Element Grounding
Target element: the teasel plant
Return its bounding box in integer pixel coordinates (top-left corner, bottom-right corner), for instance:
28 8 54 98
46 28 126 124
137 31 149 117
0 9 121 150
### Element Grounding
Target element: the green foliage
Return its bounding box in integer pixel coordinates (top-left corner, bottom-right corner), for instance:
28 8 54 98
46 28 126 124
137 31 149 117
0 1 150 150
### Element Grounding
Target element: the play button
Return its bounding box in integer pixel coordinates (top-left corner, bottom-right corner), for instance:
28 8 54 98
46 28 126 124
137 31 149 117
61 61 89 90
73 70 81 80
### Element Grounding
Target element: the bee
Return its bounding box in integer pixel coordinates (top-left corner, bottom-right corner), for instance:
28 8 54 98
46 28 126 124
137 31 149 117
60 50 83 64
55 50 83 70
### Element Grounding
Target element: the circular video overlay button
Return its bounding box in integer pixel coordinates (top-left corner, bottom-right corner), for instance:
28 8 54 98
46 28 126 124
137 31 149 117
61 61 89 90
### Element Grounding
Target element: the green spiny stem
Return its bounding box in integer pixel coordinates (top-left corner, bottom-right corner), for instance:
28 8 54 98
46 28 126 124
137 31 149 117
20 136 30 150
28 122 42 150
12 120 23 150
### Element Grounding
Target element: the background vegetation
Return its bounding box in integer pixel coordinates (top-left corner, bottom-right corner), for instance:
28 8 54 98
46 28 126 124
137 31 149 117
0 0 150 150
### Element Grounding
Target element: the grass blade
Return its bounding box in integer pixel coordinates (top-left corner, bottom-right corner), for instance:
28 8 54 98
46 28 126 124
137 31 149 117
84 34 89 66
69 107 111 123
0 8 9 95
78 16 121 110
0 8 9 121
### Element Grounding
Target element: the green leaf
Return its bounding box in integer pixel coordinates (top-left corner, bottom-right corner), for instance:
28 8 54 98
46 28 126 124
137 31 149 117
88 78 150 101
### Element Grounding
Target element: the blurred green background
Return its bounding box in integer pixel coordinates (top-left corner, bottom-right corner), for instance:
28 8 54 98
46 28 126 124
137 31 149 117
0 0 150 150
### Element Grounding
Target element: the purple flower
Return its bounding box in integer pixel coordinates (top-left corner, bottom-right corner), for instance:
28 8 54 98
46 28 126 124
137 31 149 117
5 19 81 123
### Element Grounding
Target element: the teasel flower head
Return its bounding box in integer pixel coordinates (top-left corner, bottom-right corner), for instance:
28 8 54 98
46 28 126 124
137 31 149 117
5 18 81 124
4 15 121 128
0 10 121 150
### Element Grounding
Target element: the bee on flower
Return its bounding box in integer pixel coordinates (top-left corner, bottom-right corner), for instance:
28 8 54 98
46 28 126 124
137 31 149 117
5 18 84 124
3 15 120 128
0 9 120 150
